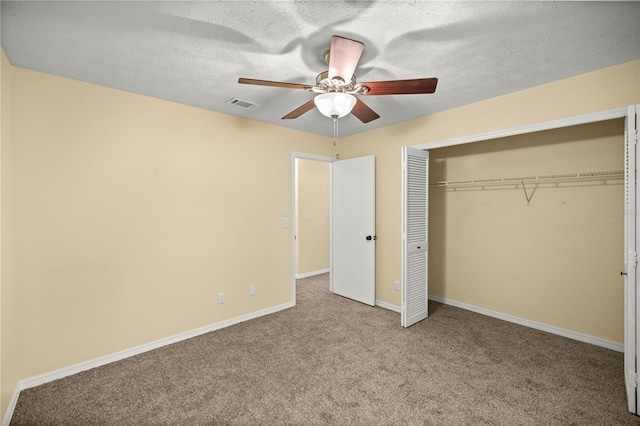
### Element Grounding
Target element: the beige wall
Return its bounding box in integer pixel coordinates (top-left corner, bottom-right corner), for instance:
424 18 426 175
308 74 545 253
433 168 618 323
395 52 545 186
10 65 333 380
2 52 639 421
430 119 624 342
339 59 640 343
295 159 330 275
1 50 19 419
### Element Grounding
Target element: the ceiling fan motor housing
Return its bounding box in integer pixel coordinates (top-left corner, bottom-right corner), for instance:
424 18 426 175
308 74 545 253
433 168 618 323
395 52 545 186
312 71 361 94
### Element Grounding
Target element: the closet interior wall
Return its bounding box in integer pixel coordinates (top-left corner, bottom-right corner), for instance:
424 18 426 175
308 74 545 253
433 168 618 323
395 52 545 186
428 118 625 344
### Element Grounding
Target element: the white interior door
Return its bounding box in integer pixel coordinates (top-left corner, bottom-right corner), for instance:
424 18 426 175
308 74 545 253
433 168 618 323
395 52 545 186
401 147 429 327
624 104 639 414
331 155 376 306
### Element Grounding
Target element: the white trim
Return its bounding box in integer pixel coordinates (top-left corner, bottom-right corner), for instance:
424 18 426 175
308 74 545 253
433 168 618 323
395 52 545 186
18 301 294 391
415 107 628 151
624 104 639 414
291 152 335 163
295 268 330 279
429 295 623 352
1 385 20 426
329 161 333 294
376 299 401 313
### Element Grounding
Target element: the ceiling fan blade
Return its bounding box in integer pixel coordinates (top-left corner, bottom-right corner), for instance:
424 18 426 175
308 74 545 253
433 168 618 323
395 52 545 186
351 98 380 123
238 78 313 91
328 35 364 84
360 78 438 96
282 99 316 120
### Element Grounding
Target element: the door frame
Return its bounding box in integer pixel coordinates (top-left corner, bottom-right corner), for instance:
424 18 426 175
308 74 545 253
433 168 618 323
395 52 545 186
411 107 628 151
405 106 629 316
290 152 334 305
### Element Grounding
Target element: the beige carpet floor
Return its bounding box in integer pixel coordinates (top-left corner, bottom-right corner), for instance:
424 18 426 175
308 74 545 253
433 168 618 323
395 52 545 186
10 274 640 425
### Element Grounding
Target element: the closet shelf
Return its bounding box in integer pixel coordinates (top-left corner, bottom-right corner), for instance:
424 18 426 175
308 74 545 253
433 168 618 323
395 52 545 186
432 170 624 188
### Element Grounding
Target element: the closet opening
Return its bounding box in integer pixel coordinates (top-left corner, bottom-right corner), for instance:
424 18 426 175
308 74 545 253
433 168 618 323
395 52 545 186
427 118 625 350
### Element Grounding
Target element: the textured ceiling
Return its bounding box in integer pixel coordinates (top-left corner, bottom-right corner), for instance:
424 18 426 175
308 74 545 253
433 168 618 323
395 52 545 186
1 1 639 138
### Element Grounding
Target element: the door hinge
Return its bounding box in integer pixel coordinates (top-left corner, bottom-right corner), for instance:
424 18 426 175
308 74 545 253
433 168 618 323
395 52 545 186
629 371 640 387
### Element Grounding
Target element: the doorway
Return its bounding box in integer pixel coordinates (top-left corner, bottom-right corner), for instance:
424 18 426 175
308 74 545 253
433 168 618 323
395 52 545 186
290 152 377 307
294 157 331 279
402 105 639 414
290 152 333 304
403 107 631 335
427 118 625 345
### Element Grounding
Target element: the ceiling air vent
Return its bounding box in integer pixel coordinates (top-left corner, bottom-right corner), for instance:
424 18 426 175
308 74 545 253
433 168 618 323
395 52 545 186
226 97 260 111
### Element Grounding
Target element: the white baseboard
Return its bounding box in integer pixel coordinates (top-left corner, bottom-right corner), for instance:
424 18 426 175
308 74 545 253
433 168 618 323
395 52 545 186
376 299 401 313
6 295 622 425
429 295 623 352
295 268 330 279
1 384 20 426
18 301 295 392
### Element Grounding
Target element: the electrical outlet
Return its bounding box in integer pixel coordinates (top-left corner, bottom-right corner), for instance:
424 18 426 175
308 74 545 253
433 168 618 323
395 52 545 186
250 285 256 296
218 292 225 304
394 281 400 291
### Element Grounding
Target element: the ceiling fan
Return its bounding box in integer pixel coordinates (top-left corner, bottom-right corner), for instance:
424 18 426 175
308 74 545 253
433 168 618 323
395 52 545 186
238 35 438 123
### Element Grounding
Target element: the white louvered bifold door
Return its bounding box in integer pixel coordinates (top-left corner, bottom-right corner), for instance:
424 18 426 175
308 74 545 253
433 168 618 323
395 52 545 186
401 147 429 327
624 104 639 415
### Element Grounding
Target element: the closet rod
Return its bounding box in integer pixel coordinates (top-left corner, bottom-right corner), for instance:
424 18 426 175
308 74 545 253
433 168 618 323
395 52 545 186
432 170 624 188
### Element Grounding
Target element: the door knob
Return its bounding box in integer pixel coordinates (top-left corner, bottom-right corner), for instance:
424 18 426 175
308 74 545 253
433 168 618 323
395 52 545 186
366 235 372 241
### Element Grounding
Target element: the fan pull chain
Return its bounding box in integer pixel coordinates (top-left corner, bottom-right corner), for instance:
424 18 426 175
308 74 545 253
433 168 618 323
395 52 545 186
333 117 340 159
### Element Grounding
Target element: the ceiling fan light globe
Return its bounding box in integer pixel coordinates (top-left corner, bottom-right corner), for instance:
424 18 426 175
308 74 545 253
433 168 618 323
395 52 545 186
314 93 356 118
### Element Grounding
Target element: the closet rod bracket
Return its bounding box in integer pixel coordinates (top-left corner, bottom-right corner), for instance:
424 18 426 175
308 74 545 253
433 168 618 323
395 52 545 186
521 181 538 205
